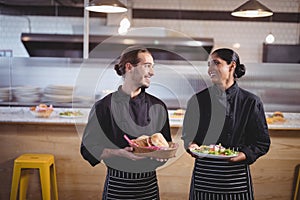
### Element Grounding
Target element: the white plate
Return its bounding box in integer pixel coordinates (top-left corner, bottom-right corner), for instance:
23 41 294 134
0 93 9 98
190 150 238 160
0 87 10 92
59 115 84 118
43 94 73 103
59 111 84 118
13 86 40 93
44 88 73 95
16 96 40 103
46 85 74 91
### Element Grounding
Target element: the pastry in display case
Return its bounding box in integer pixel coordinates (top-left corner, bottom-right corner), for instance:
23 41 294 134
29 104 54 118
266 111 286 124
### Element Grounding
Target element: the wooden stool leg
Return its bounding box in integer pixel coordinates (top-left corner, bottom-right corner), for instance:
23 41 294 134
10 165 21 200
294 165 300 200
39 166 51 200
19 169 30 200
50 163 58 200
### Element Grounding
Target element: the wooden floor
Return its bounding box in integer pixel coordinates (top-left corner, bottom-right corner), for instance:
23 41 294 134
0 124 299 200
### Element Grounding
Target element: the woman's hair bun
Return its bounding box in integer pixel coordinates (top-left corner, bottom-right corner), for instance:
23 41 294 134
235 64 246 78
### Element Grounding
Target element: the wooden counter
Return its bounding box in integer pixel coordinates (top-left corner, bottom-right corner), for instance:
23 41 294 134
0 108 299 200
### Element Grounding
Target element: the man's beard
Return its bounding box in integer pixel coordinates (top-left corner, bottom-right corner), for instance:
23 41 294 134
140 85 149 89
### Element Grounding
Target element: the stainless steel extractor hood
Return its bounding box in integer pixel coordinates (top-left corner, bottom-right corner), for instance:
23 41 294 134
21 33 214 61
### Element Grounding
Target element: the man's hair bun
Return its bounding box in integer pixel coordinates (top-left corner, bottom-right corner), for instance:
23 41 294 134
114 64 124 76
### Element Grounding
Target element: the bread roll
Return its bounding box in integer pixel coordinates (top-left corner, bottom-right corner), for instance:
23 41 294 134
39 104 48 109
273 111 284 118
149 133 169 148
132 133 169 148
133 135 151 147
273 116 285 122
266 117 274 124
266 111 285 124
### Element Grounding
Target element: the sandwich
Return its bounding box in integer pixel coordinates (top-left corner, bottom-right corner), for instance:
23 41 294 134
266 111 285 124
132 133 169 148
272 111 285 122
272 111 284 118
133 135 151 147
148 133 169 148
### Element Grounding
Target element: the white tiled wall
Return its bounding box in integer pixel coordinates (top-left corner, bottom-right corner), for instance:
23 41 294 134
132 0 299 12
0 0 299 62
133 19 299 62
0 15 106 57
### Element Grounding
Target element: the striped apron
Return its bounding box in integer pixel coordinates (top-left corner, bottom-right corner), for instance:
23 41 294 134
189 158 254 200
103 167 160 200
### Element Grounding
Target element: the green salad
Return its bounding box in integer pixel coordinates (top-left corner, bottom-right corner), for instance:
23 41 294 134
191 143 238 156
59 111 83 116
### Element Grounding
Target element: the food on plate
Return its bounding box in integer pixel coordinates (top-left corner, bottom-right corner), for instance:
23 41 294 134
273 111 284 118
124 133 178 159
266 111 285 124
190 143 238 157
131 133 169 149
170 109 185 118
59 111 83 117
30 104 53 111
132 135 151 147
148 133 169 148
29 104 53 118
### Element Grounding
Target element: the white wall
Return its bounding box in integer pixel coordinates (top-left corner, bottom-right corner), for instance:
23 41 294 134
0 15 106 57
0 0 299 62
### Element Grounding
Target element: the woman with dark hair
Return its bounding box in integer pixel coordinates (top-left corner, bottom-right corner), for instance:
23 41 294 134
182 48 270 200
81 46 171 200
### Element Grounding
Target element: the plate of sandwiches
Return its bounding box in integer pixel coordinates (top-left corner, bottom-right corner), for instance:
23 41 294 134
266 111 286 124
124 133 178 159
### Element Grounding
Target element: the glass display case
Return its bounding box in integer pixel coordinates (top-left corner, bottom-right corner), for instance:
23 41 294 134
0 57 299 112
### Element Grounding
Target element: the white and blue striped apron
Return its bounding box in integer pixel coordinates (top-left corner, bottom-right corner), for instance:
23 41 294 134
189 158 254 200
103 167 160 200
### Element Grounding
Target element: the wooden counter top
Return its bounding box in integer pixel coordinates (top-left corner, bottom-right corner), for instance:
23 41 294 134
0 107 89 125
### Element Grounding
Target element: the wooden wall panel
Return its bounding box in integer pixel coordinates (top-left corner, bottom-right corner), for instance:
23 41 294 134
0 124 299 200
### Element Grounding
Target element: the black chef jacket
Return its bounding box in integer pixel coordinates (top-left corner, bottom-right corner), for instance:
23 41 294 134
81 86 171 172
182 82 270 164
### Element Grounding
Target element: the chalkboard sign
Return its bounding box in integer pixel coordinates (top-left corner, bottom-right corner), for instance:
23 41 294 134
263 44 300 63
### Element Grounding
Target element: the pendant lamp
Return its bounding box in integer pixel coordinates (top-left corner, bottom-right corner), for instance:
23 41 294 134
85 0 127 13
231 0 273 18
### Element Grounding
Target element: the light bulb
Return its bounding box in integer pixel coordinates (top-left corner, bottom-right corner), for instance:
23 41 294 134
118 26 128 35
244 10 259 17
120 17 131 29
265 33 275 44
233 43 241 49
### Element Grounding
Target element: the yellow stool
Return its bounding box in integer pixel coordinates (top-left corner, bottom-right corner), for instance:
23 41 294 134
293 164 300 200
10 154 58 200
